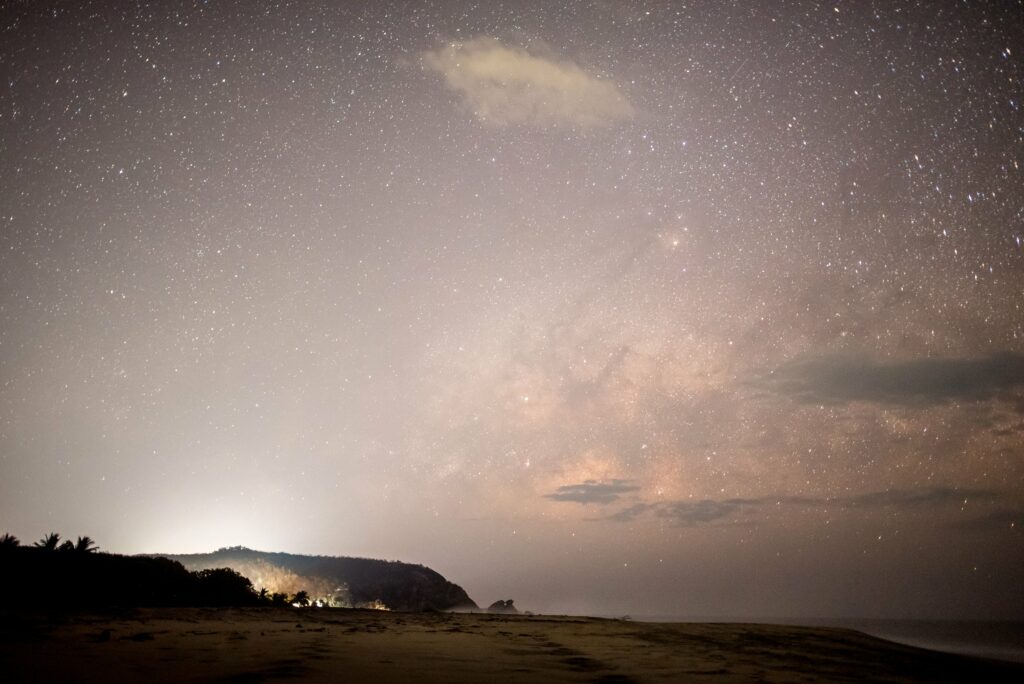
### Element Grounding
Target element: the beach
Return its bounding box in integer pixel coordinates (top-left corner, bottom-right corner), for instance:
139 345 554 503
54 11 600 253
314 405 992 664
2 608 1022 682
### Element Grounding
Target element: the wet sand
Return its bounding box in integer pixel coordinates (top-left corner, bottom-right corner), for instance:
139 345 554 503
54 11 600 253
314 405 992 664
2 607 1021 682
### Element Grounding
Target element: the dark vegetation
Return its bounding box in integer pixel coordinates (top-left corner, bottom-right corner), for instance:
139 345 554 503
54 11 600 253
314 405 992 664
0 533 309 609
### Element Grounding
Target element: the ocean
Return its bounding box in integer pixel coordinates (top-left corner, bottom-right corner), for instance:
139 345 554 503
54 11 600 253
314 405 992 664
632 616 1024 664
813 619 1024 664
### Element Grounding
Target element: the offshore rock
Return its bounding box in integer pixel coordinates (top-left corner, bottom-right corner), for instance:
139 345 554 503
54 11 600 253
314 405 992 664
486 599 519 614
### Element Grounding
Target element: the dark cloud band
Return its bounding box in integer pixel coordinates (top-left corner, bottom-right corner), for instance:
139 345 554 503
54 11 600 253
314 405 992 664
758 352 1024 406
545 479 640 504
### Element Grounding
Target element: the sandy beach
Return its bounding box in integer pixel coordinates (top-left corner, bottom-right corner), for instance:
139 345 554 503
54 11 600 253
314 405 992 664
2 608 1021 683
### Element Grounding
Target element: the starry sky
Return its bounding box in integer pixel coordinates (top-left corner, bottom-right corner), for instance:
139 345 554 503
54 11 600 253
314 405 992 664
1 0 1022 619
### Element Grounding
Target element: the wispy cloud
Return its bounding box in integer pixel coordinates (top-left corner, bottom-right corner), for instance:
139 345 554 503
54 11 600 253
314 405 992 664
423 37 634 128
585 487 1000 526
844 487 977 508
545 479 640 504
952 507 1024 532
756 352 1024 407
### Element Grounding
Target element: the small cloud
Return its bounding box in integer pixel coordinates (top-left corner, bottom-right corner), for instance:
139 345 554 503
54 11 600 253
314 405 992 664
546 479 640 505
606 502 655 522
654 499 743 526
757 352 1024 407
423 37 634 128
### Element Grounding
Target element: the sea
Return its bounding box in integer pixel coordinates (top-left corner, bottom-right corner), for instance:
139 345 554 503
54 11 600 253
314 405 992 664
630 616 1024 664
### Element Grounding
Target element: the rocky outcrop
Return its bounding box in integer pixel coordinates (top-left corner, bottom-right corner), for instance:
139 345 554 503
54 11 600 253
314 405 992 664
486 599 518 614
158 547 477 612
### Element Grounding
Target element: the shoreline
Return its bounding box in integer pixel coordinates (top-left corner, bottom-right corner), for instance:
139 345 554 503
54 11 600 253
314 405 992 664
620 615 1024 665
3 607 1023 682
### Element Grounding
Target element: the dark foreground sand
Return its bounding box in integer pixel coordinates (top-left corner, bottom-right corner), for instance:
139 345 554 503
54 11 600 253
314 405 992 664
2 608 1021 682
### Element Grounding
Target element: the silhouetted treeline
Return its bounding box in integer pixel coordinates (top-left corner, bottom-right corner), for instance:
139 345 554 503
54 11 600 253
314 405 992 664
0 535 476 611
0 534 259 609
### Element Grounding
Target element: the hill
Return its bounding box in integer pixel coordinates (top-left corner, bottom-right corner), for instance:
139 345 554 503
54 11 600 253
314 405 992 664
157 547 477 612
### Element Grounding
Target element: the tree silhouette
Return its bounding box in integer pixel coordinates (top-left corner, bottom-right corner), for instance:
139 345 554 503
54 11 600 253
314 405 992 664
257 587 269 603
2 537 273 609
35 532 60 551
291 590 310 607
193 568 257 606
74 536 98 553
271 592 289 606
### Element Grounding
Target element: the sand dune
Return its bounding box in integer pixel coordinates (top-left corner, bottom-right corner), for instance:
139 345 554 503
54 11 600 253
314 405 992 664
2 608 1021 682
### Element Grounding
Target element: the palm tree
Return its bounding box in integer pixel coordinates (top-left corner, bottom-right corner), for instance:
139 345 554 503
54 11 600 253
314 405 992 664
35 532 60 551
74 536 98 553
58 540 74 552
257 587 269 603
0 533 19 548
291 590 310 607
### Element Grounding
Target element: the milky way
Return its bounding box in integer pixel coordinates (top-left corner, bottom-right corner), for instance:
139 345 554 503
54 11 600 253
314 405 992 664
1 1 1022 618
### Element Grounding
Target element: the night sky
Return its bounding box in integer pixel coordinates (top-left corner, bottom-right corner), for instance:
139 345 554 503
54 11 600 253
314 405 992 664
2 1 1022 619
